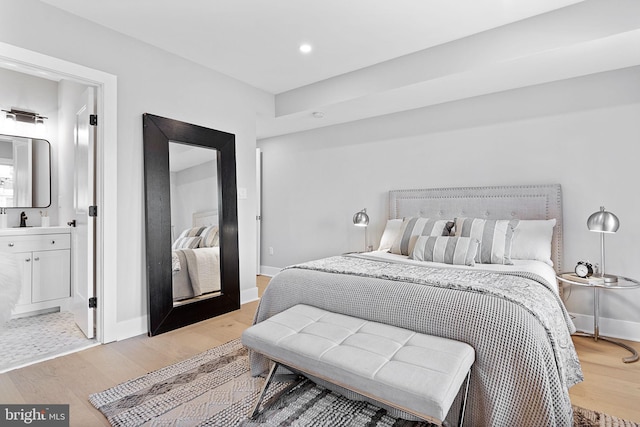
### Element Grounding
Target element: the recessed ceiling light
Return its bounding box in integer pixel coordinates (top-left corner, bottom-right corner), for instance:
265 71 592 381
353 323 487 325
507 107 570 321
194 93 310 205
299 43 313 54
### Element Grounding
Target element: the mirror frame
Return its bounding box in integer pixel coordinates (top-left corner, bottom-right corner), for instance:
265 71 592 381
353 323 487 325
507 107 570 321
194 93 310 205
143 113 240 336
0 134 52 208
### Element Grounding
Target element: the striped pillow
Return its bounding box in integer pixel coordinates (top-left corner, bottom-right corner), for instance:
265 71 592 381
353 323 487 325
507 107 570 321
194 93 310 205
172 236 202 250
177 226 220 248
390 217 454 256
455 217 519 264
411 236 479 266
199 226 219 248
178 227 206 239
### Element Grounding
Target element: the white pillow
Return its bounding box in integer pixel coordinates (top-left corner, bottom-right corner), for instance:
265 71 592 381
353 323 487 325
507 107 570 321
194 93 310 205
377 219 403 251
511 219 556 266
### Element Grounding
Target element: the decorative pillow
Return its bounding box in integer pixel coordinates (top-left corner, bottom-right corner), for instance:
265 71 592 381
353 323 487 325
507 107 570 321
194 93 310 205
377 219 403 251
511 219 556 266
454 217 519 265
390 217 455 256
177 226 220 248
411 236 479 266
178 226 206 239
199 226 219 248
172 236 201 250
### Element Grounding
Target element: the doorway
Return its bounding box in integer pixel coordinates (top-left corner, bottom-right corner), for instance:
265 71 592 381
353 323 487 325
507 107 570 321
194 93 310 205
0 41 118 344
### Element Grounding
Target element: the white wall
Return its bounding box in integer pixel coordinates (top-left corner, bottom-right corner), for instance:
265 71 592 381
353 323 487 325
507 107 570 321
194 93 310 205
0 67 58 226
0 0 272 338
259 66 640 340
171 160 219 238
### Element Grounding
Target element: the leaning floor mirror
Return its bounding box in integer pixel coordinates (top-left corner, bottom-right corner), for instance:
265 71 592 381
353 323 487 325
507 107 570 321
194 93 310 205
143 113 240 336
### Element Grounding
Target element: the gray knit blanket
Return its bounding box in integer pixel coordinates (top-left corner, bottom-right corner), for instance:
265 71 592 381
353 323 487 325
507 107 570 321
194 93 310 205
250 255 583 427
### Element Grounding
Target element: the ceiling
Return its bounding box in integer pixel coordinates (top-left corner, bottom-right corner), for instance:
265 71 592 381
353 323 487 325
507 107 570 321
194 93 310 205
38 0 640 138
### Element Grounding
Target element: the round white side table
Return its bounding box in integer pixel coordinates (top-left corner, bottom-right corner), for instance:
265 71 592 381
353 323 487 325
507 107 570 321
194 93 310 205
557 273 640 363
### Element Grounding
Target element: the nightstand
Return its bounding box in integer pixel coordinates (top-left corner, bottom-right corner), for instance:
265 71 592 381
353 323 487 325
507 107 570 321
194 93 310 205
557 273 640 363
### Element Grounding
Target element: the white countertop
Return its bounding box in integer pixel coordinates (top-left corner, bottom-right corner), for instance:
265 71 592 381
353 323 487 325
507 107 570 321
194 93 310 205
0 226 72 236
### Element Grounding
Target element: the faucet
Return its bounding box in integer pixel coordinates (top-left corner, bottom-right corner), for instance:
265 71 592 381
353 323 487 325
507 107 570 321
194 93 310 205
20 211 28 227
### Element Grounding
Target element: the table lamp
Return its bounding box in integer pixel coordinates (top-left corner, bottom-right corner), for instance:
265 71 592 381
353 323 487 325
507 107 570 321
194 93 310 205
353 208 369 252
587 206 619 283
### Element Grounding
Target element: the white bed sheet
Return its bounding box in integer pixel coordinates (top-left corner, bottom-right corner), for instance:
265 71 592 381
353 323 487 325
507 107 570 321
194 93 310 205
362 250 559 293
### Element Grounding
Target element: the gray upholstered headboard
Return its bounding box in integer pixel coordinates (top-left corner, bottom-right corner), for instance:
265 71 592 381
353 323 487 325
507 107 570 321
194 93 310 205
389 184 563 273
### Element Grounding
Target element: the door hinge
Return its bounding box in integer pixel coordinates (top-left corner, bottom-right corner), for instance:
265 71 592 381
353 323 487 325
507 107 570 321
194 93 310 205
89 206 98 217
89 297 97 309
90 114 98 126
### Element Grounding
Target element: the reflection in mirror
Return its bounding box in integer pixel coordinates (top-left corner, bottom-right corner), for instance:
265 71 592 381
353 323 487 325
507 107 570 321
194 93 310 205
143 113 239 336
169 142 221 306
0 135 51 208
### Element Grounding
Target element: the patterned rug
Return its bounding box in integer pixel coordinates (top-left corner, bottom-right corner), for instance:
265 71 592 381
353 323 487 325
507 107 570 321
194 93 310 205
90 338 640 427
0 310 97 373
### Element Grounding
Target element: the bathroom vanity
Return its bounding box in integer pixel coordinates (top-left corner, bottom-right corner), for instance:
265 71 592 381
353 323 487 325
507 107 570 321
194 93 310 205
0 227 71 317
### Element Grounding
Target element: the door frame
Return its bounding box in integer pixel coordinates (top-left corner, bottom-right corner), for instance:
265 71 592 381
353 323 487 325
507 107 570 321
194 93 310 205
0 41 118 343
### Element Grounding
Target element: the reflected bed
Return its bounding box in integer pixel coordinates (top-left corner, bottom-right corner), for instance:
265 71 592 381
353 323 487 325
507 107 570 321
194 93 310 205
172 210 221 302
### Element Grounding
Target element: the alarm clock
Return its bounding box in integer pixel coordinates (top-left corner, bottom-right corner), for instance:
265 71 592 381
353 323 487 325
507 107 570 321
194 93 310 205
575 261 594 278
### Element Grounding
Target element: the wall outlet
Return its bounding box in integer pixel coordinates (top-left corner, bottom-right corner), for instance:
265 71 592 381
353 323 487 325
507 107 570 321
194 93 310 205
269 247 274 255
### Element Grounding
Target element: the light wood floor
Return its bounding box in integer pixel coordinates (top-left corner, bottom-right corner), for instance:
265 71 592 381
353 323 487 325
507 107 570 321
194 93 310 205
1 275 639 426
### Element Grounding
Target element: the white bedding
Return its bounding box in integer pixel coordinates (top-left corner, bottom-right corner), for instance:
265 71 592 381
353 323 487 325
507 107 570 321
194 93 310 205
172 247 221 301
362 250 559 293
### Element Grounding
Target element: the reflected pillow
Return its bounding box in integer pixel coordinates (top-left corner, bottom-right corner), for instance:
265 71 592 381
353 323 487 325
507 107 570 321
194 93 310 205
178 226 205 239
390 217 454 256
177 226 219 248
172 236 201 250
199 226 219 248
411 236 479 266
455 217 518 265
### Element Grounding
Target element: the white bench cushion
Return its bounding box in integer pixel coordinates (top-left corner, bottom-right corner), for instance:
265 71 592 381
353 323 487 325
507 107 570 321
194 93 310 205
242 304 475 422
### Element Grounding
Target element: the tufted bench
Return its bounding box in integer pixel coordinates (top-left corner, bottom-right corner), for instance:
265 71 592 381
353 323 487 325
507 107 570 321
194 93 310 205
242 304 475 426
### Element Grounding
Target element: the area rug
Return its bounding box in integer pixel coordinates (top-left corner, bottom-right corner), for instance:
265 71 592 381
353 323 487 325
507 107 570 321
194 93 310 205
90 338 639 427
0 310 98 373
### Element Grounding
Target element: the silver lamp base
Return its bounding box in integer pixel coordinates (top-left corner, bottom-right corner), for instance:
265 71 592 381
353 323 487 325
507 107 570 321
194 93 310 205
596 273 618 284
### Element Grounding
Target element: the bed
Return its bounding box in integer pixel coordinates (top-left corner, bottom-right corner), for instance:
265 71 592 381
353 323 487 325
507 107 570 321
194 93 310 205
250 184 583 427
171 210 221 302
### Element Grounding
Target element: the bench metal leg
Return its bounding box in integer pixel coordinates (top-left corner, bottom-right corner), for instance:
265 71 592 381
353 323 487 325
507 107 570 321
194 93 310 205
249 362 301 420
458 369 472 427
249 362 279 419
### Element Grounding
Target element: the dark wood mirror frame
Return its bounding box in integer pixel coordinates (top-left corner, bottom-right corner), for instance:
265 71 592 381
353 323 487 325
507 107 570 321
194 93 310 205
143 113 240 336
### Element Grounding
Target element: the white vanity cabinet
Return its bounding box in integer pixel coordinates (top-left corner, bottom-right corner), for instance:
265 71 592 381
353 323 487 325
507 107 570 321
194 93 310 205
0 227 72 316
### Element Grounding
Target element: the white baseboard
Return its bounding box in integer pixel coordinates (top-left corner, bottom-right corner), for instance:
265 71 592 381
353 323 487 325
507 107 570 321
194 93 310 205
570 312 640 342
241 287 259 304
260 265 281 277
114 288 259 341
116 315 148 341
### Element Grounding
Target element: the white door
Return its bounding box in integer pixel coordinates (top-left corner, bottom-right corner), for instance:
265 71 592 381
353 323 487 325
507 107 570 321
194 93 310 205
71 87 96 339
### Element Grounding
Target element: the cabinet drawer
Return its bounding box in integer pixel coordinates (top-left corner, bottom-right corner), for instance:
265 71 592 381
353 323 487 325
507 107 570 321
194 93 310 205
0 234 71 253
